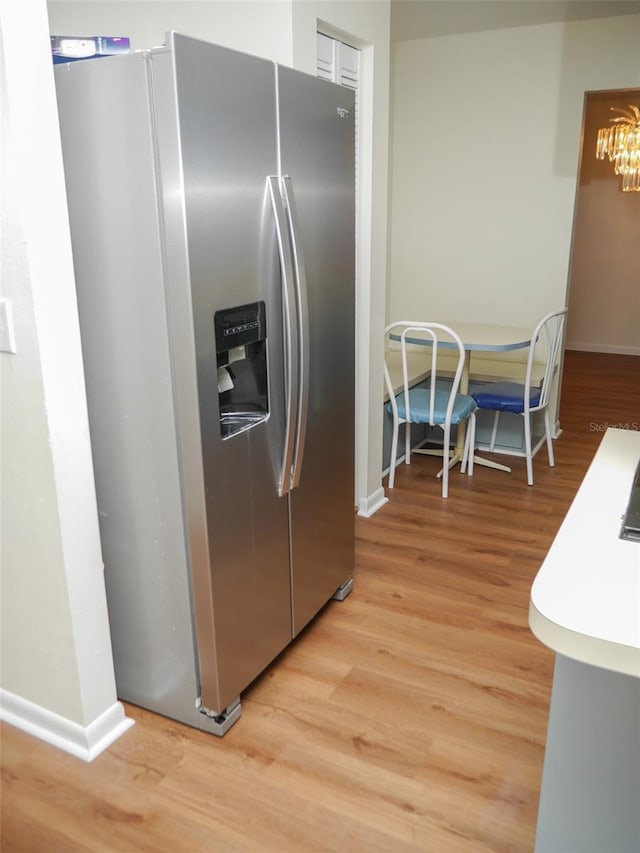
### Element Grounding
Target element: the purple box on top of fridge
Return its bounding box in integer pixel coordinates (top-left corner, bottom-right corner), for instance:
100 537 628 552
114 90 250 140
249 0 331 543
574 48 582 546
51 36 130 64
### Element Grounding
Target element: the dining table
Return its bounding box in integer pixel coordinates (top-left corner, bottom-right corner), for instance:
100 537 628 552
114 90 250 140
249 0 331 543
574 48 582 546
414 320 533 473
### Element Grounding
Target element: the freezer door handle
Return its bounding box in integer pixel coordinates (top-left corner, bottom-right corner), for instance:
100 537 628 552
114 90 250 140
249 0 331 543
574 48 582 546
281 176 309 490
268 176 298 497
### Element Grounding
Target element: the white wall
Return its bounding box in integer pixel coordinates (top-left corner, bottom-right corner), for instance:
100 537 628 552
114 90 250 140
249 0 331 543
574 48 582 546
1 0 130 757
388 14 640 329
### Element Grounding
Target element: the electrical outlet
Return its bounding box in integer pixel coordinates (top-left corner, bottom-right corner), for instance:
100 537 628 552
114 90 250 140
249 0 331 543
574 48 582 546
0 298 17 353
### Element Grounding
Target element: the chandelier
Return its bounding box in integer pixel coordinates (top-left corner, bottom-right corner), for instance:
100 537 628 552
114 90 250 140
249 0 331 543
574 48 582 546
595 105 640 192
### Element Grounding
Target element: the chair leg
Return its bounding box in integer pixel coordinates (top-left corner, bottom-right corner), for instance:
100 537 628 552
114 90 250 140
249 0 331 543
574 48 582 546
467 413 475 477
388 417 399 489
441 424 450 498
523 414 534 486
458 413 475 476
544 410 555 468
404 421 411 466
460 424 469 473
489 410 500 451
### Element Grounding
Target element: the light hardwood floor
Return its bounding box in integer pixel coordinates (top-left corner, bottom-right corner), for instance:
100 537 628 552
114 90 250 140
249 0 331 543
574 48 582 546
2 350 639 852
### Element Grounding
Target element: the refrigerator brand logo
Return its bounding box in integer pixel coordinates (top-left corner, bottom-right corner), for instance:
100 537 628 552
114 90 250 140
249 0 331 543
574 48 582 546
336 107 350 119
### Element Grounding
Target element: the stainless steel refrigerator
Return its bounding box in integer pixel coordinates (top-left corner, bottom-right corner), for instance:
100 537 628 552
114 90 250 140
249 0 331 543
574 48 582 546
54 33 355 735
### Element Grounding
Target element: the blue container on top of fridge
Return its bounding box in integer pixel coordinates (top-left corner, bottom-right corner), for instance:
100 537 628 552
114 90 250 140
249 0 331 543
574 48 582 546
51 36 130 64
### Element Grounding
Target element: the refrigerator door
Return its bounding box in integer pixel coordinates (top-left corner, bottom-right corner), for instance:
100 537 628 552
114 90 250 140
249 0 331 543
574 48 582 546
276 67 356 634
166 35 292 712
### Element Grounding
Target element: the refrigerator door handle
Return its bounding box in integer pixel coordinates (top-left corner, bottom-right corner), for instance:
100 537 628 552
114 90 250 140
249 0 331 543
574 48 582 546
268 176 298 497
281 176 310 490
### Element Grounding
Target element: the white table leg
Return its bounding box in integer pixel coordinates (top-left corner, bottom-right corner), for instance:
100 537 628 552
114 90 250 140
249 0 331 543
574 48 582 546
473 455 511 472
429 351 470 477
418 349 513 477
464 353 511 474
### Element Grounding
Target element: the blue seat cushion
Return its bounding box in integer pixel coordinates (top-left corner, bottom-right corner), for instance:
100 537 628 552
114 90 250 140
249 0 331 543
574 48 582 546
386 388 477 425
472 381 541 413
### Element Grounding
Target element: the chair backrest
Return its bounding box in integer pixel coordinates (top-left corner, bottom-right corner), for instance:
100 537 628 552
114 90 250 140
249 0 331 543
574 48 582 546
383 321 466 425
525 308 568 411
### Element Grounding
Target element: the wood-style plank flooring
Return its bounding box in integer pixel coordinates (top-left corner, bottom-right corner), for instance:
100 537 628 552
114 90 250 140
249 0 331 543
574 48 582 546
2 350 639 852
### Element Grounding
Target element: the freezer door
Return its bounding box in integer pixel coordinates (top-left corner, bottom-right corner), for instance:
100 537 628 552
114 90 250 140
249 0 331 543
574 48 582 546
54 52 205 729
166 34 292 712
276 66 356 634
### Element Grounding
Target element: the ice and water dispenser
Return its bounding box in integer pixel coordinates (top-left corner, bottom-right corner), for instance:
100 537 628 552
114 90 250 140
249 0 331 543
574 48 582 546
214 301 268 438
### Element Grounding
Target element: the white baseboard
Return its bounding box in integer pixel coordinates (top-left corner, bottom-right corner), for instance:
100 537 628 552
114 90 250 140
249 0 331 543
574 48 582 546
566 342 640 357
0 688 134 762
358 486 388 517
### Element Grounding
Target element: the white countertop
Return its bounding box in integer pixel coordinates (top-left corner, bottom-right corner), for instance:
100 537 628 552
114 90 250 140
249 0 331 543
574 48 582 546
529 427 640 678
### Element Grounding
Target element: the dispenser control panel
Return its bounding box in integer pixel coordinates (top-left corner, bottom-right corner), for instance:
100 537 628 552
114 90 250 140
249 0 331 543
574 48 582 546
215 302 266 353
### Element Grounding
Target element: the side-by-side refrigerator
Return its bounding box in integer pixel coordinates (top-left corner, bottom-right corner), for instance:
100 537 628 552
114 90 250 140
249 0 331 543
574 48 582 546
54 33 355 734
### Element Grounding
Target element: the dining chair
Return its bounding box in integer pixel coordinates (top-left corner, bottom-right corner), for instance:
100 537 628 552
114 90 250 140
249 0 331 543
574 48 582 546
463 308 567 486
383 321 477 498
